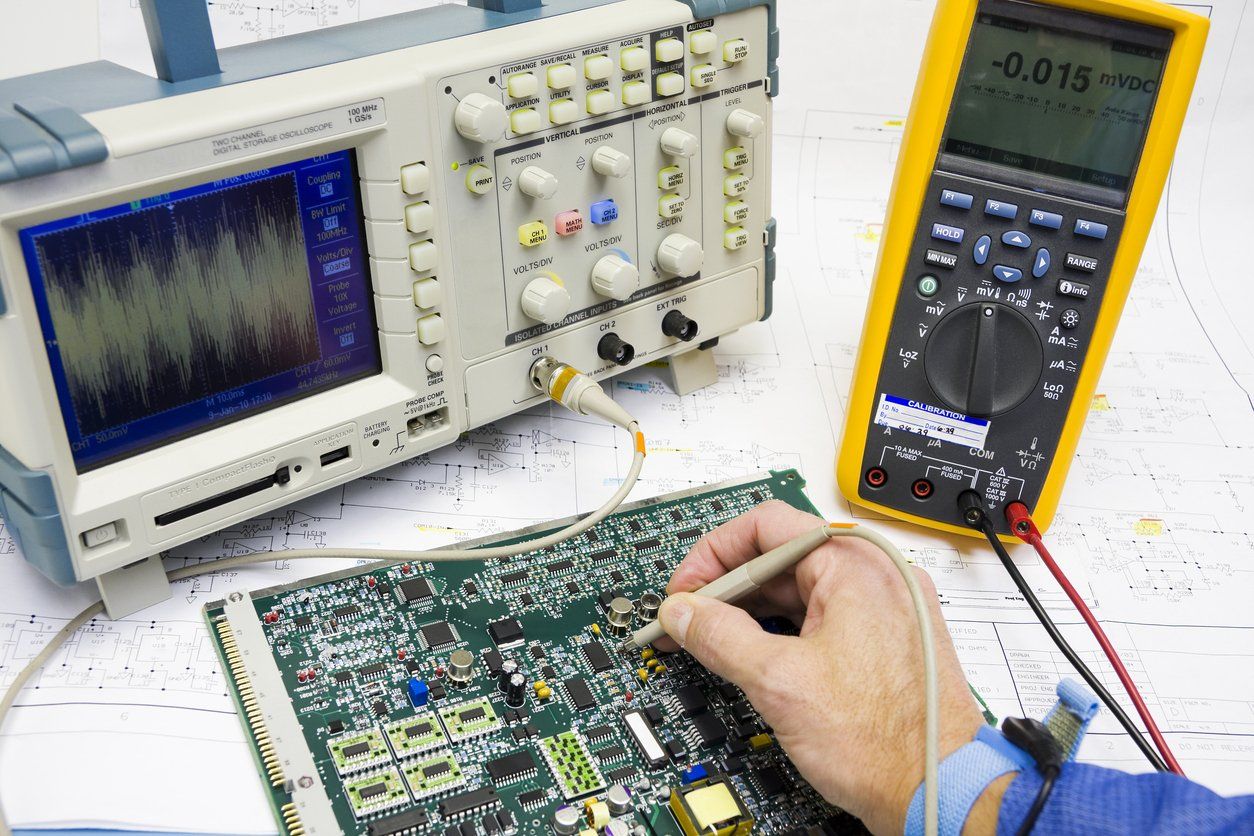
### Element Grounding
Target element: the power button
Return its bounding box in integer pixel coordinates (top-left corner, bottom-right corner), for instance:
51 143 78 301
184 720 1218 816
917 275 940 298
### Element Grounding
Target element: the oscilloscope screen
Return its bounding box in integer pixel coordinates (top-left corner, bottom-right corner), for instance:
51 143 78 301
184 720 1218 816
20 150 382 472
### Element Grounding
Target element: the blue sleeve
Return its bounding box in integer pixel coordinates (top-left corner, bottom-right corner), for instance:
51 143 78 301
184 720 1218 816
997 763 1254 835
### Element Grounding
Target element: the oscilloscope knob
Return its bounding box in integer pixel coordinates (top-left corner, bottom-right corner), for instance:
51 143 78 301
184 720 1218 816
726 108 766 139
454 92 508 143
591 146 633 179
656 234 703 278
660 128 700 158
591 254 640 301
518 166 560 199
521 275 572 325
923 303 1044 418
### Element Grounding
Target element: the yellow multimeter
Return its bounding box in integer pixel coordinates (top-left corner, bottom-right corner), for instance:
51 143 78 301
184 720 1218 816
838 0 1207 538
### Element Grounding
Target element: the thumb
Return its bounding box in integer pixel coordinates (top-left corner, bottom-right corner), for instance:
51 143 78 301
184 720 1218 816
658 593 789 685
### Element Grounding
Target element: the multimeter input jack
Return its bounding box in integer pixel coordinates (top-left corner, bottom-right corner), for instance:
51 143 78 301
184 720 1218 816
662 310 699 342
911 478 934 500
864 467 888 489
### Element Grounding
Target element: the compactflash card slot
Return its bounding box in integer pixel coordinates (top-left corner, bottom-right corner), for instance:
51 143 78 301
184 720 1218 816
154 466 292 527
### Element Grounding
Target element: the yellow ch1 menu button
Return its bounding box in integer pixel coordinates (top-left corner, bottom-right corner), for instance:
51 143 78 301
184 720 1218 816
518 221 550 248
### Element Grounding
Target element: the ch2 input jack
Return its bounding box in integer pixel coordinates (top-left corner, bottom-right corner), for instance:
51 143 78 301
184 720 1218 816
662 310 699 342
598 333 636 367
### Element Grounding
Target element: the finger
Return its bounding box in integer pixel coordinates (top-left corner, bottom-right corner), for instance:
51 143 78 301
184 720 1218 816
668 501 826 595
658 592 793 685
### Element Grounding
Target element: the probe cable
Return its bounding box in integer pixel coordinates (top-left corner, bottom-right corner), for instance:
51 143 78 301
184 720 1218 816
958 491 1172 773
1004 502 1185 776
0 363 644 836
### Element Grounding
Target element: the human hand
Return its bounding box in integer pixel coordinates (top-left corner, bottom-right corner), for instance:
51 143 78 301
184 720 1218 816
656 501 986 834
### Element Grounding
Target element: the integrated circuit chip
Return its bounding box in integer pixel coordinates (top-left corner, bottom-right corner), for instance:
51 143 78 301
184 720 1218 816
540 731 605 800
438 698 501 741
487 618 524 647
328 728 391 775
438 786 501 818
485 750 538 784
563 677 596 711
345 767 408 819
384 712 447 758
403 753 466 800
368 806 431 836
420 620 457 649
693 713 728 748
399 577 436 603
582 641 614 672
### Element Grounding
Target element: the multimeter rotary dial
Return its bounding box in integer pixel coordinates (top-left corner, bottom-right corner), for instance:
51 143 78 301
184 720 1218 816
923 303 1043 418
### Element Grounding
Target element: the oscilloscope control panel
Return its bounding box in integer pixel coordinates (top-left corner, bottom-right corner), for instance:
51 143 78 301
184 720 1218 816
0 0 777 615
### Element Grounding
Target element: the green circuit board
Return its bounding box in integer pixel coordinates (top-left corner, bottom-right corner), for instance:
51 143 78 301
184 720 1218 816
206 470 871 836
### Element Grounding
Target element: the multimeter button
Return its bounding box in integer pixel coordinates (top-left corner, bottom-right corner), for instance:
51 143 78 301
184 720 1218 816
1065 252 1099 273
1057 279 1091 299
1061 309 1082 329
1001 230 1031 249
1030 209 1063 229
917 275 940 297
992 265 1023 283
984 199 1018 219
925 249 958 270
1032 248 1051 279
930 223 965 244
973 235 991 265
1074 219 1108 240
939 189 973 210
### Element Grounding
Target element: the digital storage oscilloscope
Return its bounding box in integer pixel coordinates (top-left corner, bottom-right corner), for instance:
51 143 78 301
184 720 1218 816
0 0 778 616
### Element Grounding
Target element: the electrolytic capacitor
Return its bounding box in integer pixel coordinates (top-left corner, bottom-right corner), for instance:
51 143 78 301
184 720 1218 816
498 659 519 693
506 672 527 707
638 592 662 622
448 649 474 686
552 805 581 835
606 783 632 815
606 596 635 635
604 821 631 836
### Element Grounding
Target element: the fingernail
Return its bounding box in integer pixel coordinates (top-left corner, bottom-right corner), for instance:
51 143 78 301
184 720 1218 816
660 596 693 644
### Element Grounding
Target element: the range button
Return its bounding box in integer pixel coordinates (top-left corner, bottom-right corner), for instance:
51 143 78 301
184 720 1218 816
1065 252 1099 273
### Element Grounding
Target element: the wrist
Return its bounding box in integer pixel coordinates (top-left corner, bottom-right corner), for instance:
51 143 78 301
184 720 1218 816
962 773 1014 836
904 726 1033 836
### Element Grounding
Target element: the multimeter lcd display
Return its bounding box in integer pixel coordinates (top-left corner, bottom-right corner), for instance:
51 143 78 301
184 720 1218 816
943 10 1168 194
19 150 381 472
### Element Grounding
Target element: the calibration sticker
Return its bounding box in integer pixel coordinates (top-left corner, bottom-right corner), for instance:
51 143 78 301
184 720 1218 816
874 394 990 449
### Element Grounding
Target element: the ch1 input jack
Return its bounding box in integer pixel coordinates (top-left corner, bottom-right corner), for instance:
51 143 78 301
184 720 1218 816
865 467 888 489
598 333 636 367
661 310 699 342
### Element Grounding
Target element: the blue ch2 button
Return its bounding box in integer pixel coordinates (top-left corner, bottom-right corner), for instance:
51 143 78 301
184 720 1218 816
993 265 1023 283
1030 209 1063 229
985 199 1017 219
940 189 974 210
973 235 991 265
931 223 965 244
590 199 619 225
1075 218 1108 240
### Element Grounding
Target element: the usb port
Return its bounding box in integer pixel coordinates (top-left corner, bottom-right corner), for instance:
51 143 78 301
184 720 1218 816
319 446 352 468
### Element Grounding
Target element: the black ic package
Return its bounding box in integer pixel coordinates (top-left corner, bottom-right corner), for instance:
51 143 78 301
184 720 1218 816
753 765 790 796
399 577 435 603
428 682 447 701
485 750 537 783
693 713 728 748
582 641 614 672
676 684 709 716
368 807 430 836
483 649 504 676
610 570 625 584
520 593 535 606
488 618 524 647
334 604 361 618
547 559 575 574
420 621 457 648
564 677 596 711
565 581 579 595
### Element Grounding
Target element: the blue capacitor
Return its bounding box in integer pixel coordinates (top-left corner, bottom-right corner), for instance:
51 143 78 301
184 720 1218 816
681 764 709 784
407 678 430 707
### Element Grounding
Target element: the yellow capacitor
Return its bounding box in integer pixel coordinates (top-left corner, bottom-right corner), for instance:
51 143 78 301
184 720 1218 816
640 648 656 661
637 668 649 683
584 800 610 829
532 680 548 693
589 624 601 636
748 733 773 750
537 686 552 700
